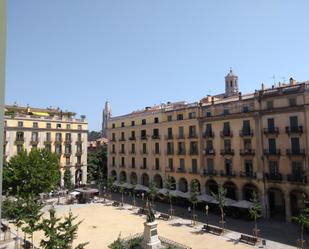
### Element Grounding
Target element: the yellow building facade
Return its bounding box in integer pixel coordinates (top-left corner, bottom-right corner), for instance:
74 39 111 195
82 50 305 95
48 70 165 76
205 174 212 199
107 71 309 221
3 105 88 185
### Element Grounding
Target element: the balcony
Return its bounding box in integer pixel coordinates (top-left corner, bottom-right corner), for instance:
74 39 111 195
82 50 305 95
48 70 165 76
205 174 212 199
265 173 282 182
75 151 82 156
240 149 255 156
189 150 198 155
220 131 233 138
110 150 116 154
286 126 303 135
239 171 256 179
188 134 198 139
75 162 82 167
75 139 83 144
30 139 39 145
152 135 160 140
119 138 126 142
153 166 160 171
110 138 117 142
140 151 148 155
44 140 52 145
177 135 185 140
129 136 136 141
239 129 253 137
189 169 199 174
263 127 279 135
203 131 214 138
119 150 126 154
287 174 307 184
15 137 25 144
177 167 186 173
220 149 235 156
177 150 186 155
166 150 174 155
204 148 215 155
286 149 306 156
64 151 72 156
165 135 174 140
202 169 217 176
220 170 236 177
264 149 281 156
140 165 147 170
140 135 148 140
166 167 175 172
129 150 135 154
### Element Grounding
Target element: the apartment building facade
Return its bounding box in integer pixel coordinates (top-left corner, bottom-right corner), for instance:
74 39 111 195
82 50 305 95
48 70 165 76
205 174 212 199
107 70 309 221
3 105 88 185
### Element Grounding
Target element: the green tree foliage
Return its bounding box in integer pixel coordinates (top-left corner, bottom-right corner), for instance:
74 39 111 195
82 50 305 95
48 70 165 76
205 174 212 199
39 208 88 249
292 195 309 249
108 234 124 249
88 131 101 141
3 148 61 198
212 185 227 229
64 168 74 190
87 145 107 184
249 192 262 237
148 182 158 206
165 177 174 213
190 180 200 219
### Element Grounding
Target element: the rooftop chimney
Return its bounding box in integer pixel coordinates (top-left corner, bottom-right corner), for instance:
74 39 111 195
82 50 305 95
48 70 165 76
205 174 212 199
289 77 296 85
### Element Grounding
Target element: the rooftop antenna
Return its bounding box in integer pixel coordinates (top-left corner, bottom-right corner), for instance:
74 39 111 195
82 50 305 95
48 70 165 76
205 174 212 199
269 75 276 85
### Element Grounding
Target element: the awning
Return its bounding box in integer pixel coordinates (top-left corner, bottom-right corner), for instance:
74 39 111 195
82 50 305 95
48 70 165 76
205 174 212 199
134 184 149 192
69 191 80 196
122 183 133 189
197 194 215 203
230 200 253 209
210 197 236 206
170 190 190 199
75 188 99 194
113 182 123 187
158 188 169 195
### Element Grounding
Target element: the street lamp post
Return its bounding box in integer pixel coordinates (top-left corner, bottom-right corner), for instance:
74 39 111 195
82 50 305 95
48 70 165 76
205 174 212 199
205 204 209 227
103 186 106 203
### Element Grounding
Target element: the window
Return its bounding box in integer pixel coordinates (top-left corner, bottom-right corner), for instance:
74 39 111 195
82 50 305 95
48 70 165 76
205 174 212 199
46 132 51 142
167 142 174 154
267 118 275 131
207 159 214 174
33 122 38 128
178 126 184 139
131 121 135 126
155 158 160 170
223 122 230 135
223 108 229 115
189 126 196 137
205 124 212 136
268 138 276 153
191 159 197 173
112 144 115 153
18 121 23 128
76 144 82 153
77 133 82 141
66 156 70 165
179 159 185 170
291 137 300 153
4 121 7 127
112 123 115 128
269 161 279 175
153 128 159 138
55 144 62 155
188 112 196 119
78 125 82 130
45 144 51 152
154 117 159 123
266 101 273 109
167 115 172 122
244 160 253 176
243 106 249 113
225 159 232 176
56 133 62 142
141 130 147 139
121 132 125 140
131 144 135 153
121 122 125 127
142 119 146 125
66 124 71 129
190 141 198 154
290 116 298 129
132 157 135 168
17 144 23 153
289 98 296 107
168 158 173 170
244 139 252 151
16 131 24 141
242 120 251 135
46 123 51 129
77 156 81 165
121 144 125 153
65 133 71 142
206 140 213 150
224 139 231 151
31 132 38 142
142 143 147 154
177 114 183 120
155 143 160 154
292 161 302 179
178 142 185 154
206 111 211 117
167 127 173 139
143 158 147 168
131 131 135 139
112 157 115 166
121 157 125 167
56 123 61 129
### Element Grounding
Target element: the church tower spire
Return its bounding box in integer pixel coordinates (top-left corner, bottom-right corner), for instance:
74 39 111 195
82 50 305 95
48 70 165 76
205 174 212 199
225 68 239 97
102 101 112 138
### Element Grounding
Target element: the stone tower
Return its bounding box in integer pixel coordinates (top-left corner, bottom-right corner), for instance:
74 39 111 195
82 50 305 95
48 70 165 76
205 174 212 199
225 68 239 97
102 101 112 138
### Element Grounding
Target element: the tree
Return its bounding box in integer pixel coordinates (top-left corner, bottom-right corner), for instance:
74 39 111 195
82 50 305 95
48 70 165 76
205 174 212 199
249 192 262 238
107 177 115 199
39 208 88 249
87 145 107 185
119 182 125 206
148 182 158 207
64 168 74 191
212 185 227 230
108 234 124 249
21 196 43 247
3 148 61 198
292 195 309 249
190 180 200 224
165 177 174 215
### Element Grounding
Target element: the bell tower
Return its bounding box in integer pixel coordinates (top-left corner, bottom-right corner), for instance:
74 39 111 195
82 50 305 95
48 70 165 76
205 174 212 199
225 68 239 97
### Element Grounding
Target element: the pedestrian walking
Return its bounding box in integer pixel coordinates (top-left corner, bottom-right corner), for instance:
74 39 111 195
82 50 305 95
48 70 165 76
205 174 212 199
188 206 191 216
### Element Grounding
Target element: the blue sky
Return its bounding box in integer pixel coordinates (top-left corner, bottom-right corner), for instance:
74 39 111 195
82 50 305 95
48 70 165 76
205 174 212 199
5 0 309 131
